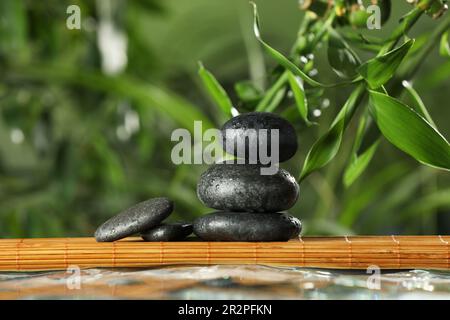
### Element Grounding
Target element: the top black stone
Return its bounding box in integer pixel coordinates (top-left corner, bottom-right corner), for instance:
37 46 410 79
94 197 173 242
220 112 298 163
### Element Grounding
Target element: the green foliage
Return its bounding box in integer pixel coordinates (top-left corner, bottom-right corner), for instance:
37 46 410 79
327 29 361 79
402 81 436 127
255 72 288 112
287 72 312 125
198 62 234 118
343 112 381 188
299 84 365 181
357 39 415 89
0 0 449 237
369 91 450 170
251 2 358 88
440 31 450 57
343 139 379 187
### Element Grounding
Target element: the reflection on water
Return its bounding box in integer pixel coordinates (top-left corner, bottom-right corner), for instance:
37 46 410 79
0 265 449 300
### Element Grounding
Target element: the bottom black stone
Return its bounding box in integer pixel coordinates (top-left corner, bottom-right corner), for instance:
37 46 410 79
141 222 193 241
193 212 301 242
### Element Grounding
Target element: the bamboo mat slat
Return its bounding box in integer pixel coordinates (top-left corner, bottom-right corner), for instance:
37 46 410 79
0 236 448 271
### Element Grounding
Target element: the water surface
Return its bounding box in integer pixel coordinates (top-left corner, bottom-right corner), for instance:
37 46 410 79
0 265 449 299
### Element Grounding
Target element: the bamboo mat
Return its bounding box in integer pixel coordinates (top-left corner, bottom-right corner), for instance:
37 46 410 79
0 236 449 271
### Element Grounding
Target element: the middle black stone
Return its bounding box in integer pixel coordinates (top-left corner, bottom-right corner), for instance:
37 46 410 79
197 162 299 213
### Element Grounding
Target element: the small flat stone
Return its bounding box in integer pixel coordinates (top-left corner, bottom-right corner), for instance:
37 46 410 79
95 197 173 242
197 163 299 212
221 112 298 162
193 212 302 242
141 222 193 241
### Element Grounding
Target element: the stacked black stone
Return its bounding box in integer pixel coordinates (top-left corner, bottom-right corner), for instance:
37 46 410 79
194 112 302 242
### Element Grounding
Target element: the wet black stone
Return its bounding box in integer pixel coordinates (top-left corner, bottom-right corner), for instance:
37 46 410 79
193 212 302 242
197 163 299 213
141 222 193 241
95 197 173 242
221 112 298 163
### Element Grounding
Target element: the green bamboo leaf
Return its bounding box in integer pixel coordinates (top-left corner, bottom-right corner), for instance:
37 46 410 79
198 62 233 117
327 29 361 79
287 71 313 125
358 39 415 89
440 31 450 58
402 80 436 127
351 111 370 154
299 84 365 181
256 71 288 111
265 86 286 112
369 91 450 170
343 112 381 187
250 2 359 88
300 123 343 181
344 140 380 187
234 81 262 103
234 81 262 111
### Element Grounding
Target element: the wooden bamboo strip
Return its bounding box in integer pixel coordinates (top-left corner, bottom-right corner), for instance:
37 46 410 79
0 250 446 256
0 250 447 258
0 235 447 244
0 263 446 272
1 244 447 250
0 236 448 271
0 245 447 253
0 249 447 258
0 256 446 264
0 257 446 264
0 246 446 253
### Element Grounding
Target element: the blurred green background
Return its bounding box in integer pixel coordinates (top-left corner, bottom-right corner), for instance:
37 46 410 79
0 0 449 238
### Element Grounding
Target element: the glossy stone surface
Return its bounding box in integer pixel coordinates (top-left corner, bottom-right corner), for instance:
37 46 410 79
95 197 173 242
220 112 298 163
141 222 193 242
193 211 302 241
197 163 299 213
